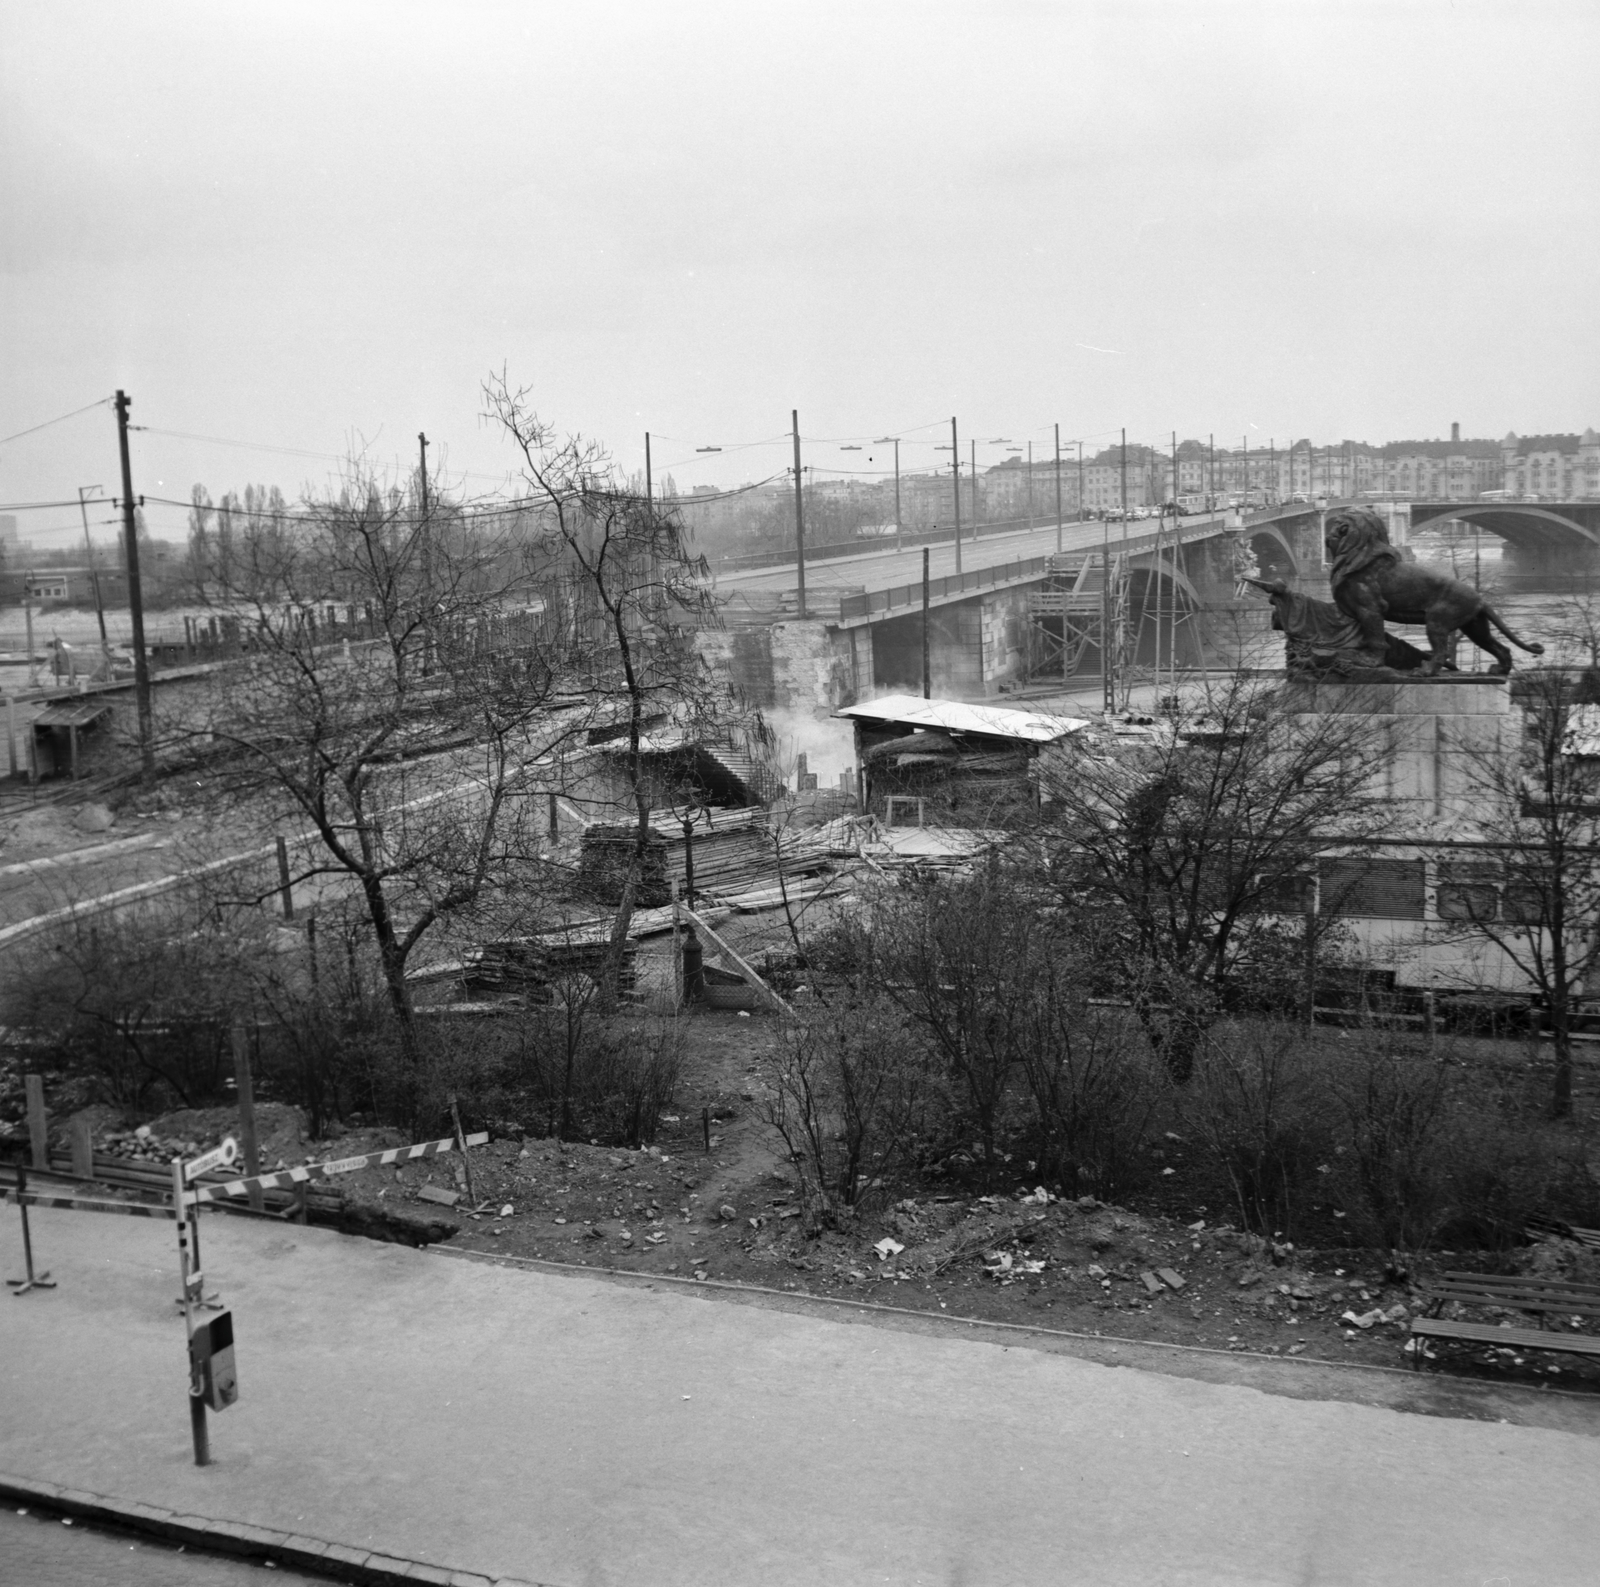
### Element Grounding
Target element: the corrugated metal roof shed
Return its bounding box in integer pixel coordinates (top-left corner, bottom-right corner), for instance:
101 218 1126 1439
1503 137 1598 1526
834 694 1088 744
32 701 113 729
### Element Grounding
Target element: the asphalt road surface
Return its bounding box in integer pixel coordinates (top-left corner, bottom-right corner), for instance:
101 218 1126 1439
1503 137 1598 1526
712 512 1216 597
0 1507 338 1586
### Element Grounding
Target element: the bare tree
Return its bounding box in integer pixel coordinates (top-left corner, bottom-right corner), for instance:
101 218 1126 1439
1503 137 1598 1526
1445 665 1600 1117
484 378 737 1004
177 460 589 1091
1040 674 1385 1082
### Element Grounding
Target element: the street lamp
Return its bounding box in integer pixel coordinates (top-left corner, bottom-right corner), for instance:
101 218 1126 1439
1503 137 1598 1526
873 437 902 544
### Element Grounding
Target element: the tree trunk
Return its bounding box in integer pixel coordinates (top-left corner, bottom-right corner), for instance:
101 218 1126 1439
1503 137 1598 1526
1549 985 1574 1120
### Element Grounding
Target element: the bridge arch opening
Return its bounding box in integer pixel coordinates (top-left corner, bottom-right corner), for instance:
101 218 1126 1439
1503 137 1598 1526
1128 565 1206 670
1409 503 1600 588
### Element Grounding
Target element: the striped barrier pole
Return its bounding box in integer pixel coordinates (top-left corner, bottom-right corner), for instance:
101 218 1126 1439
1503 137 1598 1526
8 1191 176 1219
189 1131 489 1207
5 1166 56 1295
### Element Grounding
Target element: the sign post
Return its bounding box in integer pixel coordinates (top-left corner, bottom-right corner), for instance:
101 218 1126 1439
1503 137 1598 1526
172 1159 210 1466
181 1136 235 1305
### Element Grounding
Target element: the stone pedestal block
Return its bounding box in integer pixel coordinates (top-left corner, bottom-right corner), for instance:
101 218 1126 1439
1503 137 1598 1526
1280 674 1515 823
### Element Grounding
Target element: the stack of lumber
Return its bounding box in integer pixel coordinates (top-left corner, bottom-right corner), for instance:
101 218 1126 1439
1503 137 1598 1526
462 935 637 997
578 806 830 905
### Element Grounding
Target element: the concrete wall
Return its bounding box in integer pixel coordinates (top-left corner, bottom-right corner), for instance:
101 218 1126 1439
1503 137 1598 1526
867 604 982 699
979 586 1033 691
1280 676 1516 821
696 621 860 782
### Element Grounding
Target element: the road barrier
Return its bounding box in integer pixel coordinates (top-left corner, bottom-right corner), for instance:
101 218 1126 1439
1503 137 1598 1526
190 1131 489 1206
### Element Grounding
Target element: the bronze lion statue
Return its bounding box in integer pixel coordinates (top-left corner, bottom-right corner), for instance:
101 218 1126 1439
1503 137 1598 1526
1325 506 1543 674
1242 576 1445 674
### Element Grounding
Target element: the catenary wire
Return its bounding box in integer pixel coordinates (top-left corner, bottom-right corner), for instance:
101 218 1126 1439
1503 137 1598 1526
0 398 112 449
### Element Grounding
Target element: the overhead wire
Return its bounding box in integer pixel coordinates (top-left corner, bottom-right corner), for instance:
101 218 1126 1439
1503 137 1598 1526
132 426 347 463
0 398 112 450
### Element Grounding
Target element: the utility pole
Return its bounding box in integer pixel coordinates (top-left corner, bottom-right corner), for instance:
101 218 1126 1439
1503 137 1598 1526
1100 496 1112 715
1053 424 1063 555
951 416 962 575
1077 441 1084 526
1027 441 1034 525
1208 433 1215 511
792 410 807 619
1119 427 1128 525
23 571 36 689
921 546 931 699
418 432 431 605
644 432 653 506
77 486 109 658
970 438 978 536
114 391 154 779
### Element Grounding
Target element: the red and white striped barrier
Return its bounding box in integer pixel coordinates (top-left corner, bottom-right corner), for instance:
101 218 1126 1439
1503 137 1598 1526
189 1132 489 1206
6 1190 176 1219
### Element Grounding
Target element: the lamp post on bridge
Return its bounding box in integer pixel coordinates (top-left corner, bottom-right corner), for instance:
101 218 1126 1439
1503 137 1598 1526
874 437 902 547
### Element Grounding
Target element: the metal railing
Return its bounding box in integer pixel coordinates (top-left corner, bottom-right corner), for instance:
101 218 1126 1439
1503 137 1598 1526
838 556 1052 621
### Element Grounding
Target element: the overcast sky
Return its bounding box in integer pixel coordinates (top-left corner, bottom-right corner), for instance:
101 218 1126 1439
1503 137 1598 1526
3 0 1598 548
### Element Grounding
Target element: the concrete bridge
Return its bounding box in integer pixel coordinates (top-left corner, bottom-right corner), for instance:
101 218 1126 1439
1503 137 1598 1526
700 502 1331 727
1410 499 1600 583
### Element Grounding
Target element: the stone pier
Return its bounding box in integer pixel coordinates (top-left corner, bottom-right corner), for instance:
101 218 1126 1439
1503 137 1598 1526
1280 674 1516 822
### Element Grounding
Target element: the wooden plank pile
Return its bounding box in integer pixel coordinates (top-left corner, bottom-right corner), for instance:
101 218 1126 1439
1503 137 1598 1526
578 806 820 906
462 935 637 998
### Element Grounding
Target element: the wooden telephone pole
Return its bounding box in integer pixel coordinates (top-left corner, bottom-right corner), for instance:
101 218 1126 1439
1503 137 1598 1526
114 391 154 779
792 410 807 618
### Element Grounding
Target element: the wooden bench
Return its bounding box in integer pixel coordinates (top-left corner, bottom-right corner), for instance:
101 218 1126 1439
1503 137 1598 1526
1421 1271 1600 1322
1409 1316 1600 1369
1410 1269 1600 1370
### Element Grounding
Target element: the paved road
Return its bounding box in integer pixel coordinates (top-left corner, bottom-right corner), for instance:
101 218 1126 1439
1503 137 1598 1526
0 1507 334 1586
4 1208 1600 1586
713 513 1221 599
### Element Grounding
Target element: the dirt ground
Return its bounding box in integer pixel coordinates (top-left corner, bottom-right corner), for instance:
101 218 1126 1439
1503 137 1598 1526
368 1011 1600 1397
51 1009 1600 1400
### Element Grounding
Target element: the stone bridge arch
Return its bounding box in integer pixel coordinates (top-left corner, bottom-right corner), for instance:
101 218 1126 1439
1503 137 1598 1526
1410 502 1600 582
1128 562 1207 667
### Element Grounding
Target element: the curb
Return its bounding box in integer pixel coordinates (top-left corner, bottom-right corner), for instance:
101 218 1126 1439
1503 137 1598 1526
0 1472 558 1587
434 1245 1600 1406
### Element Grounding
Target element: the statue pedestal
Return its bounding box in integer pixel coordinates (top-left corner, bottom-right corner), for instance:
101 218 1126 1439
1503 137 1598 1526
1280 674 1516 825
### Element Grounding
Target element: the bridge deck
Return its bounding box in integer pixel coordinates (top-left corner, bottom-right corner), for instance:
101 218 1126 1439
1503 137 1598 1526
710 501 1328 624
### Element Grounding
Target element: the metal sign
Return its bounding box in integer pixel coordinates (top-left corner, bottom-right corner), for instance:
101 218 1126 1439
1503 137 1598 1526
190 1131 489 1206
184 1137 239 1182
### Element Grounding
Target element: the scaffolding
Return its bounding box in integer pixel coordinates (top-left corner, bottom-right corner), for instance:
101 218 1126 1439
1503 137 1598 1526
1130 506 1203 708
1026 512 1203 710
1026 548 1131 704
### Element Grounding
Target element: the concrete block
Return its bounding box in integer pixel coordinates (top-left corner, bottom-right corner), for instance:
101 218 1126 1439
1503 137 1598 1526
196 1518 264 1554
281 1532 334 1560
164 1514 230 1545
323 1543 374 1572
401 1563 457 1585
364 1556 418 1582
229 1524 289 1549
